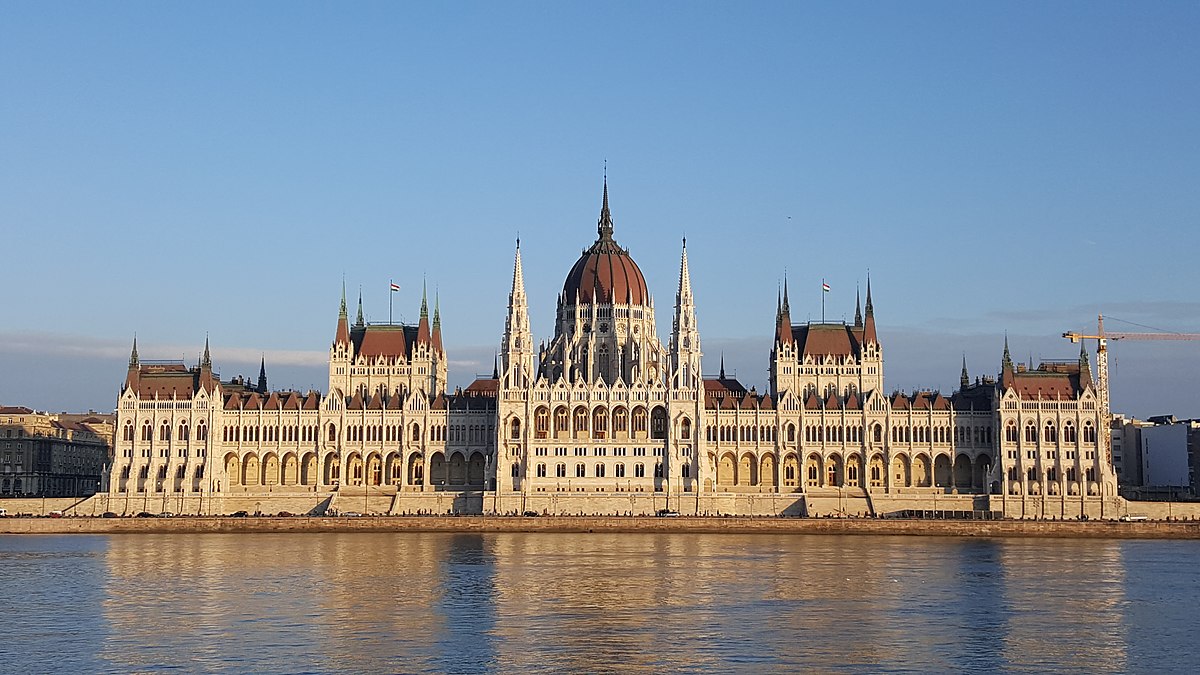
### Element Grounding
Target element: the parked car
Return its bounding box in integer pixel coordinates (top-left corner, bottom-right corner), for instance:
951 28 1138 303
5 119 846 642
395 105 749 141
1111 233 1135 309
230 511 249 518
276 511 294 517
1119 514 1149 522
48 510 64 518
101 512 118 518
135 512 155 518
522 511 541 517
341 511 363 517
656 509 681 518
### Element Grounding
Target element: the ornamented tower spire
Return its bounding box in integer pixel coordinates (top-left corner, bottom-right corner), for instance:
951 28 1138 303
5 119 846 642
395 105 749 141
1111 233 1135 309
598 174 613 240
432 290 443 354
124 336 140 390
669 238 702 390
257 356 268 394
961 355 970 389
854 286 863 329
202 335 211 369
129 336 139 368
356 288 365 327
417 279 431 345
501 238 533 389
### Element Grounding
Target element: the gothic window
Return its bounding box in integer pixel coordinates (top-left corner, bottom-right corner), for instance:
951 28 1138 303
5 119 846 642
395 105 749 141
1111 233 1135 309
1063 421 1077 443
650 407 667 440
874 424 883 444
1083 422 1096 444
123 423 134 442
510 418 521 440
635 463 645 478
573 407 589 437
575 463 586 478
556 463 566 478
159 421 171 442
680 418 691 440
555 407 569 434
511 463 520 478
595 463 606 478
1044 423 1057 443
1005 421 1018 443
682 463 691 478
613 407 628 433
593 407 609 439
412 423 421 442
654 462 664 478
632 407 647 434
537 463 547 478
1025 422 1037 444
178 422 189 441
328 423 337 442
615 463 626 478
535 407 549 438
787 423 796 444
142 421 152 442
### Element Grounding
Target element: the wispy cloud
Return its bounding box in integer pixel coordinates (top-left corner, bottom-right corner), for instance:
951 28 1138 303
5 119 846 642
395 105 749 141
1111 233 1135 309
0 331 327 367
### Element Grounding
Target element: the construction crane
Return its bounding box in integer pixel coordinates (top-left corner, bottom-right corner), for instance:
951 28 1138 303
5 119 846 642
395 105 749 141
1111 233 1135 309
1062 314 1200 469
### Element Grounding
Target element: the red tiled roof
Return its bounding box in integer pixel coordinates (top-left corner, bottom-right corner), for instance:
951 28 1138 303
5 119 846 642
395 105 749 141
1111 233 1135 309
793 324 858 359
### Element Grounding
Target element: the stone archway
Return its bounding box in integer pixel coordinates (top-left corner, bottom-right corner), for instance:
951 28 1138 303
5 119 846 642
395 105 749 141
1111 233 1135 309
891 453 911 488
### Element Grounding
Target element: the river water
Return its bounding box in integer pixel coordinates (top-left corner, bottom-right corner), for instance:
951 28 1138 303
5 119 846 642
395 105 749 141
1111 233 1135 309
0 533 1196 673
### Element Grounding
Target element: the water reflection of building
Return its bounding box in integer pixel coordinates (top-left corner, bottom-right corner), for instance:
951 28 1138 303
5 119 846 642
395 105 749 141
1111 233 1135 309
103 180 1117 516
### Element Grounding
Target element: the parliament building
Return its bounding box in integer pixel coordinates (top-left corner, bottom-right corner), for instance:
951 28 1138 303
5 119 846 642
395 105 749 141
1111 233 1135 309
105 182 1119 518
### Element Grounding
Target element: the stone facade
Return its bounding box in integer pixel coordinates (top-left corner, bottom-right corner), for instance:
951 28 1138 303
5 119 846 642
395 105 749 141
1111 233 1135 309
105 181 1118 517
1 406 109 497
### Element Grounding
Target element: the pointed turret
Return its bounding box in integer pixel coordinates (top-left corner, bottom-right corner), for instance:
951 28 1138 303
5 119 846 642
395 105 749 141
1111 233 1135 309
492 353 499 380
862 275 878 344
670 237 701 389
198 335 215 392
960 355 969 389
417 280 431 345
719 353 726 380
777 276 794 345
598 174 614 240
257 356 268 394
501 238 533 389
334 281 350 346
1000 334 1016 389
201 335 211 369
1079 341 1093 390
355 288 365 327
432 290 443 354
124 336 140 390
854 286 863 329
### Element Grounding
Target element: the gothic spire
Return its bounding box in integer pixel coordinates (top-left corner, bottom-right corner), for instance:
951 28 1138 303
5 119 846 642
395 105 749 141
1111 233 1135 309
417 278 431 345
719 353 726 380
492 353 499 380
432 290 443 353
865 275 874 316
202 335 211 369
334 281 350 346
782 274 791 314
339 278 347 318
1002 334 1013 369
854 285 863 328
355 287 365 326
129 336 139 367
257 356 268 394
420 278 429 320
960 354 969 389
862 274 878 344
597 174 614 240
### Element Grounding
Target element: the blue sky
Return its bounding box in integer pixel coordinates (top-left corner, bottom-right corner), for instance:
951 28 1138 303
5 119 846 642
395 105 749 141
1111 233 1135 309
1 2 1197 417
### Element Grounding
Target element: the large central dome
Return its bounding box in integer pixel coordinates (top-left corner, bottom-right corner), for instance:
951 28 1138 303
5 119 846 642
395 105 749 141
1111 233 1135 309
561 180 649 305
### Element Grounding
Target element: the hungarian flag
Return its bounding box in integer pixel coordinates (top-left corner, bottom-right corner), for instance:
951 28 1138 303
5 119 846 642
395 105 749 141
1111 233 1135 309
390 282 401 292
822 282 831 292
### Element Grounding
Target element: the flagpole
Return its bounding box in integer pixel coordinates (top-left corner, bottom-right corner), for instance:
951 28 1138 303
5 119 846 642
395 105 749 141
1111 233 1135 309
389 280 393 325
821 278 825 323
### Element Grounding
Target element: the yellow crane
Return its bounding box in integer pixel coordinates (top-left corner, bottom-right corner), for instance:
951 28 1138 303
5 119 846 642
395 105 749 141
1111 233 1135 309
1062 314 1200 467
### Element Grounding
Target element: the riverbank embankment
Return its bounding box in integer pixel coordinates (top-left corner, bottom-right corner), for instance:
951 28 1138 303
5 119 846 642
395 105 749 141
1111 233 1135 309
3 516 1199 539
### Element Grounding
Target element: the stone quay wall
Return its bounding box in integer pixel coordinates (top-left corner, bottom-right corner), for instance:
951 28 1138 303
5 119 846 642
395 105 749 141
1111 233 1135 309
4 515 1200 539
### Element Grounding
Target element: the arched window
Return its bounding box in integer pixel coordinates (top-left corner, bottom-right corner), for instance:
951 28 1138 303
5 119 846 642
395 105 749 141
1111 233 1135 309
595 463 605 478
412 423 421 442
328 423 337 442
535 407 549 438
654 462 664 478
1044 422 1057 443
555 407 569 433
556 463 566 478
575 463 586 478
874 424 882 444
511 463 520 478
123 423 134 442
178 422 189 442
536 463 547 478
788 423 796 443
650 407 668 440
1005 421 1018 443
1063 421 1076 443
682 463 691 478
1083 421 1096 444
1025 423 1037 443
680 418 691 440
159 420 171 441
632 407 647 434
510 418 521 440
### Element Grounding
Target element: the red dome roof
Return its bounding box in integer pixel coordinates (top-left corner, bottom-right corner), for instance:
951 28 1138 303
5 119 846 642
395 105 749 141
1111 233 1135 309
561 182 649 305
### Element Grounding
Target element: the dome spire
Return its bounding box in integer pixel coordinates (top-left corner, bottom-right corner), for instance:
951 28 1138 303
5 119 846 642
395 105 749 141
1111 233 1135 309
598 170 614 240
